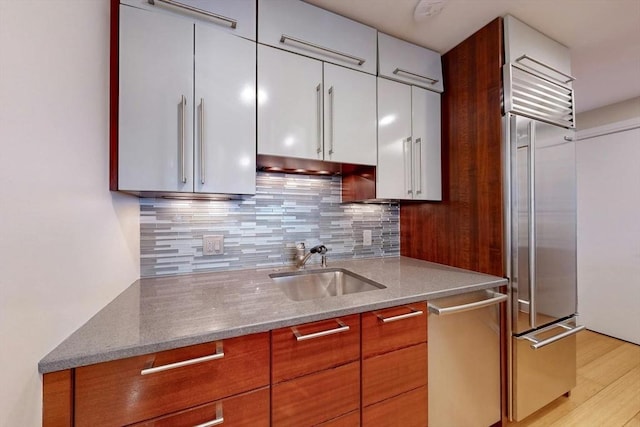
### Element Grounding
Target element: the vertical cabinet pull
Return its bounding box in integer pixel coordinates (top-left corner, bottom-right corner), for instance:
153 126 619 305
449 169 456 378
193 402 224 427
180 95 187 184
141 342 224 375
528 121 536 329
404 137 413 195
328 86 335 155
200 98 205 185
316 83 322 155
415 137 422 195
292 319 350 341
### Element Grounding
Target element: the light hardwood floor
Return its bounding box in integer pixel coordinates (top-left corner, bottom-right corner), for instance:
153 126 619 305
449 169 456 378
508 330 640 427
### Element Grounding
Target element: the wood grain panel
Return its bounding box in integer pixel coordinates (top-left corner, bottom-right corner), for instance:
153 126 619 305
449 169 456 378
272 362 360 426
362 343 427 407
362 386 428 427
131 387 270 427
75 333 269 427
362 302 427 358
272 314 360 383
43 370 73 427
318 410 360 427
400 18 505 278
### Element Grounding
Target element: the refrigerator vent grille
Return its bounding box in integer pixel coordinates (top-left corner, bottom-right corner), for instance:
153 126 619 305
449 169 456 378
504 64 575 129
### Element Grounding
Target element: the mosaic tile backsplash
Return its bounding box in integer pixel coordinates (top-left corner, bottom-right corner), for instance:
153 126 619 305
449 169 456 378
140 172 400 277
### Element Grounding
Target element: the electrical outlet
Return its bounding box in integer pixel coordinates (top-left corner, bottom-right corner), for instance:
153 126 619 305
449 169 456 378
203 235 224 256
363 230 372 246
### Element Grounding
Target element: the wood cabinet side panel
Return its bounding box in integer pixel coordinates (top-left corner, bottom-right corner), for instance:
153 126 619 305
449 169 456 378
362 302 427 358
74 333 269 426
362 343 427 407
272 314 360 383
43 370 73 427
131 387 270 427
400 17 505 278
272 362 360 426
362 385 428 427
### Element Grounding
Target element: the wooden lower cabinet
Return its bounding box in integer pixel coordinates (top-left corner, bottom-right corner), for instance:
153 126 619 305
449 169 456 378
272 362 360 426
318 410 360 426
130 387 269 426
363 386 428 427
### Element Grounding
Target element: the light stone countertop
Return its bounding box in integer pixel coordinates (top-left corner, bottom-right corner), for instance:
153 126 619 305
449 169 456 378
39 256 507 373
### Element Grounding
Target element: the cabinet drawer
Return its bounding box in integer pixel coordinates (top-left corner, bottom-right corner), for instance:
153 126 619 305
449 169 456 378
362 343 427 406
272 314 360 383
272 362 360 426
378 32 444 93
75 333 269 426
362 302 427 357
258 0 377 74
131 387 269 426
362 386 428 427
318 410 360 427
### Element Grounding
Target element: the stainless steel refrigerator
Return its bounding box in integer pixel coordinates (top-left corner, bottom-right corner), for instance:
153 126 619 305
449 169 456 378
503 27 585 419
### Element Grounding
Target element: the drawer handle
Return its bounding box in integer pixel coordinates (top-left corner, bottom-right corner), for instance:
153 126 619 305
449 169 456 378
393 68 439 85
376 307 424 323
292 319 350 341
280 34 366 66
428 291 507 316
148 0 237 29
194 402 224 427
141 342 224 375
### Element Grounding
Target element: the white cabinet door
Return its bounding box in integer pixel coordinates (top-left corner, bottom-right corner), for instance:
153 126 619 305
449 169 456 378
412 86 442 201
323 63 377 165
377 78 412 199
118 4 193 193
258 0 377 75
378 32 444 93
195 25 256 195
257 45 323 161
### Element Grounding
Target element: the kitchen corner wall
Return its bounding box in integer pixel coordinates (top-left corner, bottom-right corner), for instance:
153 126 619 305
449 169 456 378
140 172 400 277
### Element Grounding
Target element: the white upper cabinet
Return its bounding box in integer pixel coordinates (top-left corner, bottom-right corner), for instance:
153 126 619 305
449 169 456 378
377 78 442 200
258 0 377 75
257 45 324 161
122 0 256 40
194 24 256 195
258 46 377 166
323 63 377 165
378 32 444 93
118 4 256 195
119 4 194 193
504 15 572 84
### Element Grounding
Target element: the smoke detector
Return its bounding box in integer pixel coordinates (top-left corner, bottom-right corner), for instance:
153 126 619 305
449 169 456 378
414 0 447 20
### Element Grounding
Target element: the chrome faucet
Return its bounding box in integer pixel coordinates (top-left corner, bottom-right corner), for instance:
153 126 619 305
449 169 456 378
295 243 328 269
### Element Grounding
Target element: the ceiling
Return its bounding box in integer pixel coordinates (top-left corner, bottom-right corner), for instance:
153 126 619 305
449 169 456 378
305 0 640 113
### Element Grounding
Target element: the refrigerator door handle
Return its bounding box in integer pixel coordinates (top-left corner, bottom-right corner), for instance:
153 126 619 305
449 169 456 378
428 291 507 316
527 120 537 329
518 322 585 350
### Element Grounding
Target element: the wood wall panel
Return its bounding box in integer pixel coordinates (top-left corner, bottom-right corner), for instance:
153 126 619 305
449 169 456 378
43 370 73 427
400 18 505 278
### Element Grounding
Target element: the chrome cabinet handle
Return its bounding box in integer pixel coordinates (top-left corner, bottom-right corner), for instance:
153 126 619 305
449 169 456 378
141 342 224 375
149 0 237 29
393 68 439 85
193 402 224 427
428 291 507 316
376 307 424 323
405 137 413 195
292 319 350 341
328 86 334 155
415 137 422 195
515 54 575 85
180 95 187 184
528 121 536 329
280 34 366 66
316 83 322 155
200 98 205 185
518 321 585 350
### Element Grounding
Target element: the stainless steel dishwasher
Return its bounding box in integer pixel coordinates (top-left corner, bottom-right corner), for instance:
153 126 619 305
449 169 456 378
428 288 507 427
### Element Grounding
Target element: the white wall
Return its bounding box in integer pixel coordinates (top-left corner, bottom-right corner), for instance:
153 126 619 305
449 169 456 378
576 99 640 344
0 1 140 425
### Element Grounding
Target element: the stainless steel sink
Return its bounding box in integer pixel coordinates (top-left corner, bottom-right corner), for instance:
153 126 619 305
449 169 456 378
269 268 386 301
